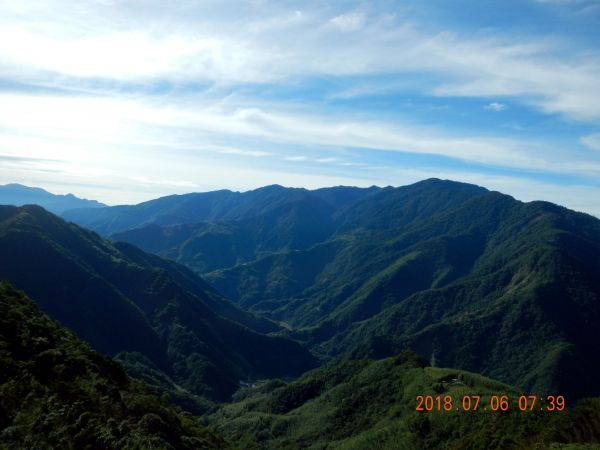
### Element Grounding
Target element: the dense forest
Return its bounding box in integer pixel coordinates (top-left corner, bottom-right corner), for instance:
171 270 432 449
0 282 226 449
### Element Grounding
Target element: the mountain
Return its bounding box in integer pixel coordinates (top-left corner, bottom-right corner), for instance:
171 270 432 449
210 352 600 449
0 204 316 402
0 282 226 449
0 183 105 214
59 178 600 401
62 184 380 239
205 179 600 400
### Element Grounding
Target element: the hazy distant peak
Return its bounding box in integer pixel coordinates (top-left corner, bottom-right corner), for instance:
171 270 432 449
0 183 105 214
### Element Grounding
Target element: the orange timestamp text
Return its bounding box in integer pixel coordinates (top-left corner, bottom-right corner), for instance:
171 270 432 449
415 395 565 412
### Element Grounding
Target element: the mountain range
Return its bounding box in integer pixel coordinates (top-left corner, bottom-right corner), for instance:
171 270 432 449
60 179 600 401
2 178 600 448
0 183 105 214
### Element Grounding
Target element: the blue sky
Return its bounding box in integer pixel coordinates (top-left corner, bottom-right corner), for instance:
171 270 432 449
0 0 599 216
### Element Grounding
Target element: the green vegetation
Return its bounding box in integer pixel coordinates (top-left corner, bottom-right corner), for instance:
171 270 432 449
106 185 376 273
0 205 316 402
205 180 600 400
210 353 600 449
0 282 226 449
7 179 600 447
64 179 600 400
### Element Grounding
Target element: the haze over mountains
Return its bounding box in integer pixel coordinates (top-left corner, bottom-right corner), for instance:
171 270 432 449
0 183 105 214
2 178 600 448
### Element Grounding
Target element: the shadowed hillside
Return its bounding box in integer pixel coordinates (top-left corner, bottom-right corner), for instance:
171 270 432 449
0 205 316 403
0 282 227 449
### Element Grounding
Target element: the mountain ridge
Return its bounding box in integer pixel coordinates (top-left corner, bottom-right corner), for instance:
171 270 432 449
0 204 316 402
0 183 106 214
67 179 600 401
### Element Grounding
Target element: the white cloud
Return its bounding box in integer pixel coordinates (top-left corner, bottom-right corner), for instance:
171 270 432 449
130 176 199 188
218 147 271 157
2 92 598 178
1 1 599 121
485 102 507 111
329 12 366 32
580 133 600 151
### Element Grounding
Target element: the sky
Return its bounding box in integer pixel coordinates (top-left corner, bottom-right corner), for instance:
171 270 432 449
0 0 599 216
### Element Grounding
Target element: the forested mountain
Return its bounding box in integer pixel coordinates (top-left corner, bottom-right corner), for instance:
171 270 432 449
210 353 600 449
62 184 380 237
207 180 600 400
4 179 600 448
72 179 600 402
0 282 226 449
5 279 598 449
0 183 105 214
0 205 316 403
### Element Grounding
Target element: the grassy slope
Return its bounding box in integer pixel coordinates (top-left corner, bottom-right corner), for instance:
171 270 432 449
210 353 600 450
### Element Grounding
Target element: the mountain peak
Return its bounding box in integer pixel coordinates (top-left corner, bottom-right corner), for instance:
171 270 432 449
0 183 106 214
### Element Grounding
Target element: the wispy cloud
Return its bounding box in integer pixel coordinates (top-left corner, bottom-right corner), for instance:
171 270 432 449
218 147 271 157
130 176 199 188
285 156 308 161
329 12 366 32
580 133 600 151
1 92 599 178
485 102 507 112
1 2 599 121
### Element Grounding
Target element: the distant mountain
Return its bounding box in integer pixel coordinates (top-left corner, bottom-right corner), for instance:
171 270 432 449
210 352 600 449
0 205 316 402
206 179 600 400
0 282 226 449
0 183 105 214
62 184 381 238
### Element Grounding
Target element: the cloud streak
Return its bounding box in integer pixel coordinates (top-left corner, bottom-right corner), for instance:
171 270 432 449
580 133 600 151
1 1 599 120
485 102 507 112
2 92 594 177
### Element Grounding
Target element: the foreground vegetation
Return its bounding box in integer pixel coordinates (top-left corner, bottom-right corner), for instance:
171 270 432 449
210 353 600 449
2 279 599 449
0 282 226 449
